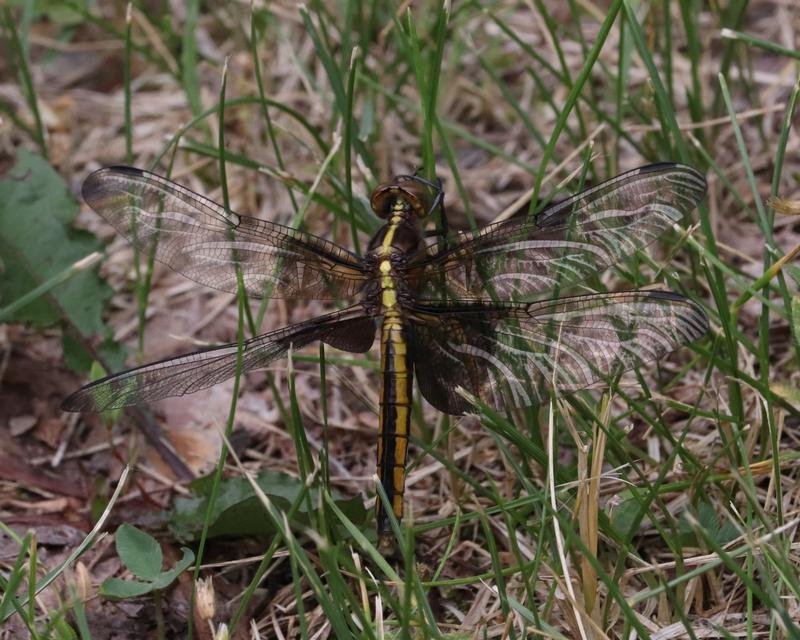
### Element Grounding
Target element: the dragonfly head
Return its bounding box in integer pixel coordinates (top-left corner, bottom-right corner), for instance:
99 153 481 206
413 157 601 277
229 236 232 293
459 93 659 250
370 174 443 220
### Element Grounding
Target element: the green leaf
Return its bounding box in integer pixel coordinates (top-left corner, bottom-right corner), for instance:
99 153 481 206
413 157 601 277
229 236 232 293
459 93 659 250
100 577 156 599
609 496 642 540
679 503 738 546
33 0 87 25
83 360 126 426
0 150 124 372
785 265 800 288
61 332 127 375
697 503 738 545
169 469 368 542
115 524 163 580
147 548 195 590
101 531 194 598
792 297 800 349
771 381 800 409
6 0 90 25
51 617 78 640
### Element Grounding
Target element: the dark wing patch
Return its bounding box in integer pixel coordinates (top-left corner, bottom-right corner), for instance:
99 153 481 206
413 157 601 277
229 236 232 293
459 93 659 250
413 164 706 300
61 306 375 412
410 292 708 415
82 166 368 300
321 316 378 352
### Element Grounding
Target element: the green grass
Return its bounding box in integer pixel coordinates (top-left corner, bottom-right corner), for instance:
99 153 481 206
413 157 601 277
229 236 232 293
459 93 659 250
2 1 800 638
2 4 48 160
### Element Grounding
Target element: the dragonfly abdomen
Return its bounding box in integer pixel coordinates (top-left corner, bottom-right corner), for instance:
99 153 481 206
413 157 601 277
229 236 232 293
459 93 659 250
375 313 413 547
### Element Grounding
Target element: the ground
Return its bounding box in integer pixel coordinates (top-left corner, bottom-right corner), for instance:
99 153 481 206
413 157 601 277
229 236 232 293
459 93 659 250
1 1 800 638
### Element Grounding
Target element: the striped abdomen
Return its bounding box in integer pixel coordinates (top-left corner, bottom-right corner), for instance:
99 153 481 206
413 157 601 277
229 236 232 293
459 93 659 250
376 313 413 546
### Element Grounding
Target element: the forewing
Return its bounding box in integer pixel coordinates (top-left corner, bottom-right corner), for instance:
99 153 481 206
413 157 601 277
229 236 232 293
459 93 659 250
410 292 708 415
82 166 368 299
61 307 376 412
415 164 706 300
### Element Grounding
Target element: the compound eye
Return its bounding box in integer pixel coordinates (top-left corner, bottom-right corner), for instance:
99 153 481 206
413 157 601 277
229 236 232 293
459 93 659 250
370 176 440 219
396 179 432 218
369 183 395 219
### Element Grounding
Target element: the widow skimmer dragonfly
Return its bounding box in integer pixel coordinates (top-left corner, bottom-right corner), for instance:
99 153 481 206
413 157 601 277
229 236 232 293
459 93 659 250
62 162 708 546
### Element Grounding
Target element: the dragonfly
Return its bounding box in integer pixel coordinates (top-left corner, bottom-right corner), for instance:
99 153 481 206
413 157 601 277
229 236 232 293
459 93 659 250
62 162 709 547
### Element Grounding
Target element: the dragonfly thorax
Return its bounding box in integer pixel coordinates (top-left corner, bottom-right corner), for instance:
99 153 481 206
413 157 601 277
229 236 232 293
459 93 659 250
362 200 428 316
366 211 424 256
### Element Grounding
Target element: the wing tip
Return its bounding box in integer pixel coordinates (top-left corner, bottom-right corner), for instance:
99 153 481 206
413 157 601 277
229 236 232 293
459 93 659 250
62 387 131 413
82 165 146 206
644 290 710 339
62 372 129 413
637 161 678 173
83 165 143 182
106 165 145 176
687 298 710 338
637 162 707 192
60 391 96 413
641 289 688 303
636 161 700 176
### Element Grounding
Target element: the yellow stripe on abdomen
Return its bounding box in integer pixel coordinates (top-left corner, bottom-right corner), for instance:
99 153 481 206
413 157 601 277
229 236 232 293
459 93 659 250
376 314 413 546
374 209 414 548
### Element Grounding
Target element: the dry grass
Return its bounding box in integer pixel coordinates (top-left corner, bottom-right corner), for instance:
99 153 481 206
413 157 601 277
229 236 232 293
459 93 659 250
1 0 800 638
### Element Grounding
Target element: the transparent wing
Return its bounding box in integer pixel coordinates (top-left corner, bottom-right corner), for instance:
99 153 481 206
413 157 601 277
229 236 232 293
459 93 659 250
61 306 376 412
413 163 706 300
82 166 368 300
410 291 708 415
